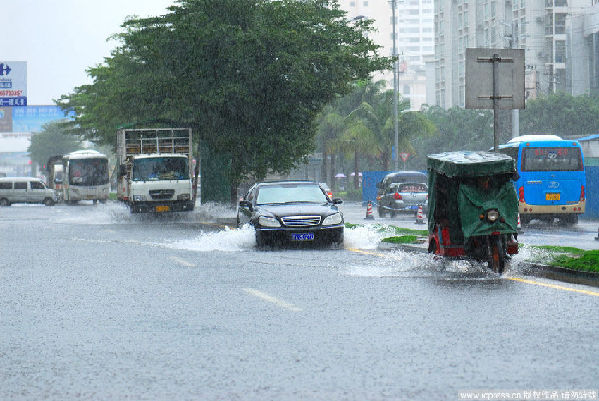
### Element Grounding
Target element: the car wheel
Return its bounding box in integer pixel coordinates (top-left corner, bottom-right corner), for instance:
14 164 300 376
378 208 386 218
43 198 55 206
390 211 396 218
0 198 10 206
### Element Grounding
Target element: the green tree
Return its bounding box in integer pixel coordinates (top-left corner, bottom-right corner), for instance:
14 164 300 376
27 121 82 168
520 92 599 137
58 0 391 202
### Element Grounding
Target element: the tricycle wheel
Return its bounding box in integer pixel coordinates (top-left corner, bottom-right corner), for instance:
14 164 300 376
488 236 505 274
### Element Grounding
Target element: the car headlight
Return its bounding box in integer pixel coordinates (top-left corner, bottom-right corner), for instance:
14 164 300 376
258 215 281 228
322 212 343 226
177 193 191 201
486 209 499 222
133 195 147 201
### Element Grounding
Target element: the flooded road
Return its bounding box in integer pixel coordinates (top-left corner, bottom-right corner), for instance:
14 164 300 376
1 203 598 400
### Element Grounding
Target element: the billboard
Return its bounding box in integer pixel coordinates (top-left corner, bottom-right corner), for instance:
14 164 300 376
0 61 27 107
12 105 72 132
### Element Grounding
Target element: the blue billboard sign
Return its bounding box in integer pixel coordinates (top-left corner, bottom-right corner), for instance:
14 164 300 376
0 61 27 107
12 105 73 132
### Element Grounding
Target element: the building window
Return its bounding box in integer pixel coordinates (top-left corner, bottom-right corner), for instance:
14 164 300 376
363 1 369 5
350 1 356 6
403 85 411 94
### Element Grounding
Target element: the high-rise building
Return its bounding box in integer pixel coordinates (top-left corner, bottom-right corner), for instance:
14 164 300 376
434 0 589 109
337 0 435 109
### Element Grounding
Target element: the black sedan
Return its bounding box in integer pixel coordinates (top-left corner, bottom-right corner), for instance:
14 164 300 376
237 181 344 247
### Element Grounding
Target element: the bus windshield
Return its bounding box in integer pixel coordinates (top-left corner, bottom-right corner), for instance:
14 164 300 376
133 157 189 181
69 158 109 185
521 147 583 172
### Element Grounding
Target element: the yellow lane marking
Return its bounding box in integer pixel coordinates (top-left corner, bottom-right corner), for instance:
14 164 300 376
506 277 599 297
348 248 599 298
243 288 303 312
347 248 387 257
169 256 196 267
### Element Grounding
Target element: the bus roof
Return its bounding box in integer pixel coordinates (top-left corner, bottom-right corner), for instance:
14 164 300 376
507 135 563 143
64 150 108 160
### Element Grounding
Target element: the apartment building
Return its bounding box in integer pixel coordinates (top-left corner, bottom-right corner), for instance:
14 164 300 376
435 0 588 109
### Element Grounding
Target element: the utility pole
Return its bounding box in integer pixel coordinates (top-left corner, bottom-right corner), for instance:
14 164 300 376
391 0 399 170
510 22 520 139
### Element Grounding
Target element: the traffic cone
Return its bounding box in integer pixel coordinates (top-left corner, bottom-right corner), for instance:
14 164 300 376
415 204 425 224
517 213 523 233
365 200 375 220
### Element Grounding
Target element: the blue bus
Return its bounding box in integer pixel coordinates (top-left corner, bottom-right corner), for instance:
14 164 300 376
497 135 586 225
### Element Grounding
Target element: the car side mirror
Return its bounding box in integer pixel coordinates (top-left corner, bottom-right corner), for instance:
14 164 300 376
54 178 62 184
332 198 343 205
119 164 127 177
239 200 253 210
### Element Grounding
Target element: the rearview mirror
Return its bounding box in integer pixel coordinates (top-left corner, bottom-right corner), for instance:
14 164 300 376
332 198 343 205
239 200 252 210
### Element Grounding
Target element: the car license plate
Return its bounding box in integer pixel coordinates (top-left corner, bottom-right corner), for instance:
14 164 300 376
155 205 170 212
545 193 560 201
291 233 314 241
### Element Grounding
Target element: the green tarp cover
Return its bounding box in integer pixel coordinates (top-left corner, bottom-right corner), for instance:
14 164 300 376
458 182 519 239
427 151 515 177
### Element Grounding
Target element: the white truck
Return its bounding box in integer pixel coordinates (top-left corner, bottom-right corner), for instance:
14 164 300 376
116 128 195 213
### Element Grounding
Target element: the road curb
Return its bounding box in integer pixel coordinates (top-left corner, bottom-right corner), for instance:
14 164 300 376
377 242 599 288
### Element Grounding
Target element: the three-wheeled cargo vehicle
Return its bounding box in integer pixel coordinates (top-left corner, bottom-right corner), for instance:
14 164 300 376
427 151 519 274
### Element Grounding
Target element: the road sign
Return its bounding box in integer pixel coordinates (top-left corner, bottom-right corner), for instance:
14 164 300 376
400 152 410 162
0 61 27 107
465 49 524 110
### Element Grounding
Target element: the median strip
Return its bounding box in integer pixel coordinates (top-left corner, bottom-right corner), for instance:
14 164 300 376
243 288 303 312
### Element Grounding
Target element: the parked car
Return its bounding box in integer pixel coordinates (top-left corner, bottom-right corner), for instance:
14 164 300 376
0 177 57 206
237 180 344 247
376 171 428 217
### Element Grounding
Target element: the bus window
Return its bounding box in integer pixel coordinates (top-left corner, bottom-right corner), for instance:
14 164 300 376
521 147 583 172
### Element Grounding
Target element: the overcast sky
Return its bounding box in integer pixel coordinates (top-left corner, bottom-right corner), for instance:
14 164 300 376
1 0 175 105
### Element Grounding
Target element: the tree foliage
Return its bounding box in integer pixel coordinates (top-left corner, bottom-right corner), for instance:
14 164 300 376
520 92 599 137
58 0 390 190
27 121 82 168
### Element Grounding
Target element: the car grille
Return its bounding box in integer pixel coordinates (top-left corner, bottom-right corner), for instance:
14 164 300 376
149 189 175 200
281 215 321 227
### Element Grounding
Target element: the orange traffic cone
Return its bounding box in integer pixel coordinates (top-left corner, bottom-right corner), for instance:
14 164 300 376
517 213 523 233
415 204 425 224
365 200 375 220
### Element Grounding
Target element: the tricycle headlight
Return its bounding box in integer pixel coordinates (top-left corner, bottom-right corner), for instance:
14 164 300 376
133 195 147 201
322 212 343 226
177 193 191 201
258 215 281 228
486 209 499 222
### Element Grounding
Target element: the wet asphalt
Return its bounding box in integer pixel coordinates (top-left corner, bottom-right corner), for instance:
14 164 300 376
1 203 598 400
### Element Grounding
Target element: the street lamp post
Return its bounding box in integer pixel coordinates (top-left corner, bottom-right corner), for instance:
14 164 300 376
391 0 399 171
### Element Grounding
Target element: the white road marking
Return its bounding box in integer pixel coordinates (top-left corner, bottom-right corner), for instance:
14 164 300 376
243 288 303 312
169 256 195 267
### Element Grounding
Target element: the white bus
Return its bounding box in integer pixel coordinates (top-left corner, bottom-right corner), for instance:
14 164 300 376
62 150 110 204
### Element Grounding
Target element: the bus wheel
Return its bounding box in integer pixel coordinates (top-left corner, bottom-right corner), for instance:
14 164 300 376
560 214 578 226
43 198 55 206
0 198 10 206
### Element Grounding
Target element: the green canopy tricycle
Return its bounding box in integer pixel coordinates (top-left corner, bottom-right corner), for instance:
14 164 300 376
427 151 519 273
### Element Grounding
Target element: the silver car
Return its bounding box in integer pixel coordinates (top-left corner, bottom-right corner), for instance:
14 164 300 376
0 177 57 206
378 182 428 217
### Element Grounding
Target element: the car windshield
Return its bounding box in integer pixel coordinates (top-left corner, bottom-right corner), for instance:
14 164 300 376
256 183 328 205
133 157 189 181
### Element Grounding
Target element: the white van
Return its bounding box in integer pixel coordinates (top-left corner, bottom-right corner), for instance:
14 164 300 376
0 177 57 206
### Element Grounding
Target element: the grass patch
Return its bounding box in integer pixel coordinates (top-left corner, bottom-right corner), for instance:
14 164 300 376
525 245 586 256
109 192 117 201
550 250 599 273
345 222 363 229
381 235 420 244
380 224 428 236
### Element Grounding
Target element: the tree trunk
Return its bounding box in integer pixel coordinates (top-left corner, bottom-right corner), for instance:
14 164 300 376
354 148 359 190
230 181 238 206
330 154 336 191
321 149 328 184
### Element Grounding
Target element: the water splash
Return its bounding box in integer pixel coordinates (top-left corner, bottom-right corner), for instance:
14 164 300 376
165 225 256 252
